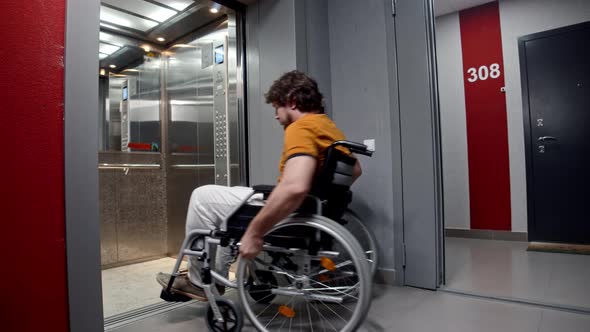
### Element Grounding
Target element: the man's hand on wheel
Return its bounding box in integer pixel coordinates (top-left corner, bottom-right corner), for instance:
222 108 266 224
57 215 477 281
239 233 264 260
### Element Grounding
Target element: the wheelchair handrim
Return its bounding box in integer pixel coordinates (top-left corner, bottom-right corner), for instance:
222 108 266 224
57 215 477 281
237 215 372 332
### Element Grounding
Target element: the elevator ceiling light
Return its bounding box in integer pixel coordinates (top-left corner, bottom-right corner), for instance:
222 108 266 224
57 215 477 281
171 44 196 48
109 64 117 68
210 3 221 13
99 43 120 55
157 37 165 42
100 5 158 32
151 0 193 11
101 0 177 23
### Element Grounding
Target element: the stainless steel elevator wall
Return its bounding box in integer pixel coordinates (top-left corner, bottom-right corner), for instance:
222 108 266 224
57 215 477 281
165 29 221 254
99 16 243 267
99 152 166 267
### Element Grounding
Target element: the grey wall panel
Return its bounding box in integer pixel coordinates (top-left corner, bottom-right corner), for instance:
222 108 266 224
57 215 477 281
65 0 104 329
246 0 302 185
295 0 308 72
383 0 407 286
327 0 398 279
246 0 403 284
395 0 441 289
304 0 333 116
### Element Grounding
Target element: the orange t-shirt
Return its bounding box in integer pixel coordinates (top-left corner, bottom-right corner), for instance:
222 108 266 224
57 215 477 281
278 114 350 180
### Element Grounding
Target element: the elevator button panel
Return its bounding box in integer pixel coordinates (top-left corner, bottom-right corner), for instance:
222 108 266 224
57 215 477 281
213 40 229 185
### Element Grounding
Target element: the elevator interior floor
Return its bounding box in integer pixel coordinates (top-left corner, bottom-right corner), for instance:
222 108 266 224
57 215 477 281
106 284 590 332
102 257 238 318
102 257 181 318
445 237 590 310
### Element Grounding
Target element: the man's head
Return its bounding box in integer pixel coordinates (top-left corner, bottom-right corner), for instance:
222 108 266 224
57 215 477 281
265 70 324 128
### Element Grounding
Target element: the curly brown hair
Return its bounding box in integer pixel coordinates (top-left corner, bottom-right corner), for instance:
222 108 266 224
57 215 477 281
264 70 324 113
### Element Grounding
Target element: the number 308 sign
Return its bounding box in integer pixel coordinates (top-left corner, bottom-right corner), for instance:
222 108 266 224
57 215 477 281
466 63 501 82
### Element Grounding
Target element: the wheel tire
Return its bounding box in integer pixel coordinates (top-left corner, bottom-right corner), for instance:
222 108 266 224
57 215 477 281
237 216 372 332
206 298 243 332
342 209 379 278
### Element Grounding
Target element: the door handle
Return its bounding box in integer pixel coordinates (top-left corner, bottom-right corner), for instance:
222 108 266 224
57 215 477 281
538 136 557 142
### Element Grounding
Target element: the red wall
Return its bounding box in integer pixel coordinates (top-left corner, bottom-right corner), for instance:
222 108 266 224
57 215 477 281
0 1 69 331
459 1 512 230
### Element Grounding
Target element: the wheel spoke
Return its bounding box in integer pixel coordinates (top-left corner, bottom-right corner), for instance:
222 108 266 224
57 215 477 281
238 219 370 332
307 278 359 300
309 301 338 331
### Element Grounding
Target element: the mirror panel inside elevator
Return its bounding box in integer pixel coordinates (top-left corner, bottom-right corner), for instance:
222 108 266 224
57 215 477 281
96 0 245 320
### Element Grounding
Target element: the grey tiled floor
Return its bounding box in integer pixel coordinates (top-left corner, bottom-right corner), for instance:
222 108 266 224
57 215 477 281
445 237 590 309
109 285 590 332
104 238 590 331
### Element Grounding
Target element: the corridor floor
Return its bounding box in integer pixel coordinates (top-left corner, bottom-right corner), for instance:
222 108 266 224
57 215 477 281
445 237 590 309
107 284 590 332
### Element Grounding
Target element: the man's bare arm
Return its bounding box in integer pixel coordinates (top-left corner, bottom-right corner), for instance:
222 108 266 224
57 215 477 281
239 156 316 258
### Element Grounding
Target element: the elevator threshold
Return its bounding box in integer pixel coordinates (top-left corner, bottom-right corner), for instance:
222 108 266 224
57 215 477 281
104 300 196 331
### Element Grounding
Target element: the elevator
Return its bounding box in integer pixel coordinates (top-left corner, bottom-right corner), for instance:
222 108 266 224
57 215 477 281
96 0 246 316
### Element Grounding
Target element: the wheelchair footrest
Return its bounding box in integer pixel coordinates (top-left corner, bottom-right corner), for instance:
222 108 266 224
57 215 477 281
160 289 192 302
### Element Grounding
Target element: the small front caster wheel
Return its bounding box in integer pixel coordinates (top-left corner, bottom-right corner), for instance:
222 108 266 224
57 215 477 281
206 298 243 332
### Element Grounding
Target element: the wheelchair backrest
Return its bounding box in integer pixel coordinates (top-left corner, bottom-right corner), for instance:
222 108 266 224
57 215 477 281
310 140 371 220
312 147 356 199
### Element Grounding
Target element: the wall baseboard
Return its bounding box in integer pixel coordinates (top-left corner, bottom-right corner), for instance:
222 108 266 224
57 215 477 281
375 268 397 286
446 228 527 242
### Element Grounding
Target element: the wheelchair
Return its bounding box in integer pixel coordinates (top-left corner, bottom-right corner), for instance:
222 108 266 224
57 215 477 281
161 140 375 332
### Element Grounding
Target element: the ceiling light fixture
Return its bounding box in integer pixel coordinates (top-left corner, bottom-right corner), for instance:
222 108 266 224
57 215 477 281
210 3 221 13
109 64 117 68
157 37 165 42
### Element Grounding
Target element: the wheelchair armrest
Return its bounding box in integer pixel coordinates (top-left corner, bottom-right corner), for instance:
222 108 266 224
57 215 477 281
253 184 275 199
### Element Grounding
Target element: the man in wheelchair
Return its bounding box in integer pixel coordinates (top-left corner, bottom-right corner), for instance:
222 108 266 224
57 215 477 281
156 71 374 331
157 70 363 298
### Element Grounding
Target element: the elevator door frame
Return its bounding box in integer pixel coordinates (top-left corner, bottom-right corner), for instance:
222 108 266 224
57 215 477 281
64 1 249 332
394 0 445 290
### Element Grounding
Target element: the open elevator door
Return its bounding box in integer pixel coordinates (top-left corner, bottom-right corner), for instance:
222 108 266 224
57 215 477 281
395 0 445 290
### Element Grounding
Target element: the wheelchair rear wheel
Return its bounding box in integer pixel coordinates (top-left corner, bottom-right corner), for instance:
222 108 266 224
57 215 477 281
237 216 372 332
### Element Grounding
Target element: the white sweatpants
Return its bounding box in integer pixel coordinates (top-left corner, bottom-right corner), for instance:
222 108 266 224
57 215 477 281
185 184 261 286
